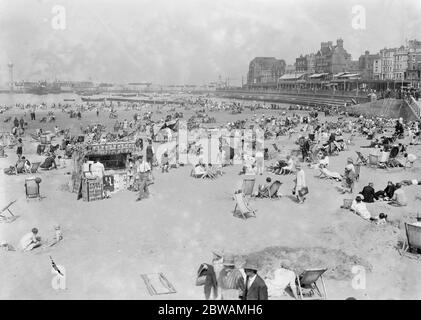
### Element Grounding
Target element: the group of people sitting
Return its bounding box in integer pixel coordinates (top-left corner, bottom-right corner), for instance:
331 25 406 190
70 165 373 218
268 155 294 175
1 226 63 252
192 162 222 179
345 181 408 222
3 156 32 175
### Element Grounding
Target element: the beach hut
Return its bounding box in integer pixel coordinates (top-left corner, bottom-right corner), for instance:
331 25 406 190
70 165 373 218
70 140 142 200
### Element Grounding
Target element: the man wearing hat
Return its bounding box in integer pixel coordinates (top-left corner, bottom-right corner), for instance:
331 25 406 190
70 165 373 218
240 258 268 300
217 254 244 300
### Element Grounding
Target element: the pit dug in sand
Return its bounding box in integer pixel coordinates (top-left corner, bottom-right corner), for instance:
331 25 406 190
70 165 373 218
241 246 372 281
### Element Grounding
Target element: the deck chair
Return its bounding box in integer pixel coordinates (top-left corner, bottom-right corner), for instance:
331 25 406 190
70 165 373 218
27 162 41 174
25 178 41 201
296 268 328 300
233 192 256 219
355 151 368 165
368 154 379 168
242 177 256 197
0 200 17 222
399 223 421 259
318 168 342 181
257 180 282 199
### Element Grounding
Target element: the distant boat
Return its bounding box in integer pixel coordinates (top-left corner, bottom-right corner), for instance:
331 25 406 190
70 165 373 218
64 99 76 102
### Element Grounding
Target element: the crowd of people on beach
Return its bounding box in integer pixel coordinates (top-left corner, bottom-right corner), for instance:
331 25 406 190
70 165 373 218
2 93 421 300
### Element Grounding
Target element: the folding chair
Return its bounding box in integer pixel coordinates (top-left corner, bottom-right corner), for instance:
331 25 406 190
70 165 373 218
242 177 256 197
399 223 421 260
368 154 379 168
233 192 256 219
296 268 328 300
27 162 41 174
0 200 17 222
25 178 41 201
355 151 368 166
257 181 283 199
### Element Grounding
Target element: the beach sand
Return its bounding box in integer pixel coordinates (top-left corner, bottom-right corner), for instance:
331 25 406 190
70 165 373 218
1 102 421 299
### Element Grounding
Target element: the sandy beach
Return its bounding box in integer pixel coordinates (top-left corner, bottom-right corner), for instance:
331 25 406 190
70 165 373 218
1 97 421 300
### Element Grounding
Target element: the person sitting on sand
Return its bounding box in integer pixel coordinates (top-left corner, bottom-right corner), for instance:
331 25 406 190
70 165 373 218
360 182 376 203
374 181 396 200
388 183 407 207
265 262 298 300
404 153 417 169
280 156 294 175
40 153 57 170
350 195 371 221
193 163 207 178
19 228 42 251
372 212 388 225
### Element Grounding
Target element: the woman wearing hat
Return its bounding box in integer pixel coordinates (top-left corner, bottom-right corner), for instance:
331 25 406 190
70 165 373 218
217 254 244 300
240 258 268 300
293 163 307 204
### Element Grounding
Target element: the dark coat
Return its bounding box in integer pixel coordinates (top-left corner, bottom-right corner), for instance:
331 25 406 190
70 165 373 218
361 186 375 203
241 275 268 300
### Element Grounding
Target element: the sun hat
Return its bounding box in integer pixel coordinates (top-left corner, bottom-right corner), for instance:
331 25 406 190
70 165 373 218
243 257 259 271
223 254 236 267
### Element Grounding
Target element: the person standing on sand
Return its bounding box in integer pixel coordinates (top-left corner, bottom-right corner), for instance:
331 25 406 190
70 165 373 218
16 138 23 160
146 140 155 172
136 155 151 201
294 163 307 204
217 254 244 300
240 258 268 301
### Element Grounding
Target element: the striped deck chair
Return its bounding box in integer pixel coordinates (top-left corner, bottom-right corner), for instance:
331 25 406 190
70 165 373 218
25 178 41 201
257 180 283 199
233 192 256 220
355 151 368 165
399 223 421 260
242 177 256 197
296 268 328 300
27 162 41 174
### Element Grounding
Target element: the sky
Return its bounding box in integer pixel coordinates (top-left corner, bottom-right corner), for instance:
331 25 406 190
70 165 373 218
0 0 420 85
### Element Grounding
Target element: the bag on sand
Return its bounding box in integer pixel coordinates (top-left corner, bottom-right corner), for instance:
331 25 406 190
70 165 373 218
298 186 309 197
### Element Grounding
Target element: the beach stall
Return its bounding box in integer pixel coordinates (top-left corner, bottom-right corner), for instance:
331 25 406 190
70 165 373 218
71 140 142 201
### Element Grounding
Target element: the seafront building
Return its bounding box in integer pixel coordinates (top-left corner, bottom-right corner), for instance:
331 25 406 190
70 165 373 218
246 57 286 88
245 38 421 92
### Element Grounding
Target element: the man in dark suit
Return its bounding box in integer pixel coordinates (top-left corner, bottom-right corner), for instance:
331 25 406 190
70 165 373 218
360 182 376 203
240 258 268 300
